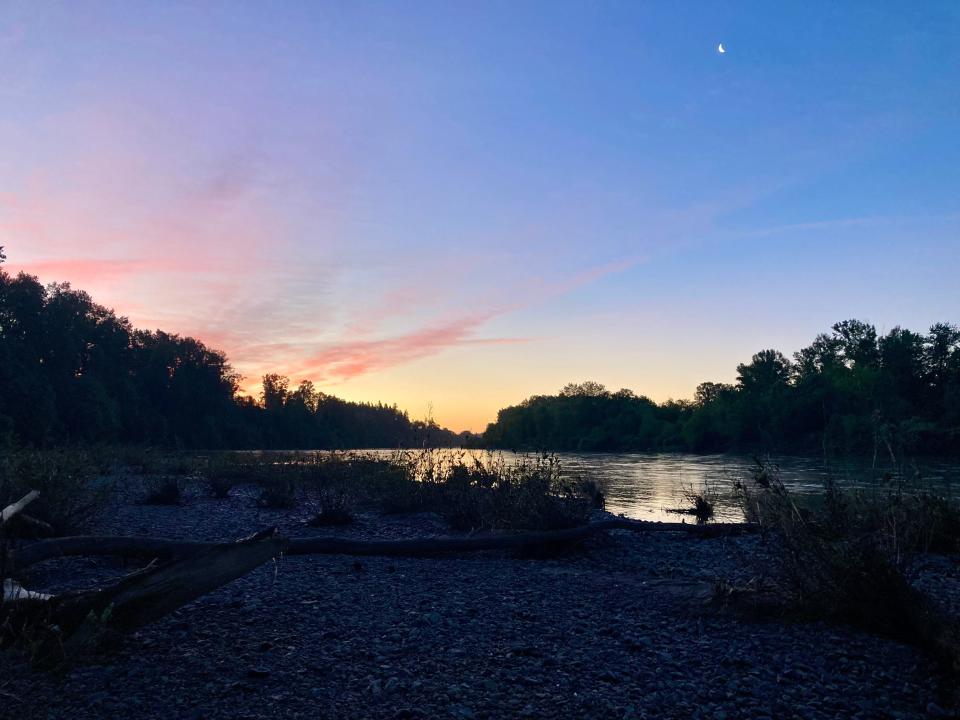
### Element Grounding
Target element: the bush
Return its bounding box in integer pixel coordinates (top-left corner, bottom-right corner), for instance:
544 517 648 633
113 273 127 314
307 487 354 527
667 484 715 524
433 454 594 532
576 478 606 510
735 458 960 671
142 477 182 506
257 477 298 509
158 450 597 533
0 449 112 535
208 476 235 499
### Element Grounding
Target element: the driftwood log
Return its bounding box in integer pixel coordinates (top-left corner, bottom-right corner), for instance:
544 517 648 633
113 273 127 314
2 518 753 654
1 490 39 525
2 513 55 540
2 579 53 603
10 518 756 570
2 530 286 659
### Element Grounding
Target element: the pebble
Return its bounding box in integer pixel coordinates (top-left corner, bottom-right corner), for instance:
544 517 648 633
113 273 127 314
3 486 954 720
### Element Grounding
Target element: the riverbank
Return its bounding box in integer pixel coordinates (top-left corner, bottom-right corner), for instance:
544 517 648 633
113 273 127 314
2 480 956 720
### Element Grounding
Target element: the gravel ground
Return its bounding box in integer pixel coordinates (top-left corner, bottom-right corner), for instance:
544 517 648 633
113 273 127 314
1 480 957 720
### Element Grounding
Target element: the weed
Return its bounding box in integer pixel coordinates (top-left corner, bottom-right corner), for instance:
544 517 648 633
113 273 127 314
142 477 182 506
735 458 960 672
667 483 716 524
307 487 354 527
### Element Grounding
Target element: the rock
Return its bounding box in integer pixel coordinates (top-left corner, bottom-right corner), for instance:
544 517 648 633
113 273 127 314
393 709 426 720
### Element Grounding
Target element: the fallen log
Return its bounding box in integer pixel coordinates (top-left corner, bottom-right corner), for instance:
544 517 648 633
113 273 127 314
2 579 53 603
62 531 286 634
3 531 286 661
2 513 55 539
10 518 756 569
12 536 212 568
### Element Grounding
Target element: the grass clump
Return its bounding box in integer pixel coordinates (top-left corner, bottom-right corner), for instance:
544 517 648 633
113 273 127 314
141 476 183 506
208 475 235 499
667 483 716 524
429 453 596 532
257 481 298 509
208 449 599 533
306 486 354 527
735 458 960 673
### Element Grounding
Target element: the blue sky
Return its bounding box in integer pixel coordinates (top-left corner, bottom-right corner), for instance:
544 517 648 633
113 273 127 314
1 1 958 430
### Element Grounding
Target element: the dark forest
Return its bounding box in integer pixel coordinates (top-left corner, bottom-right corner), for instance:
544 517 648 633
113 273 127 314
3 252 957 455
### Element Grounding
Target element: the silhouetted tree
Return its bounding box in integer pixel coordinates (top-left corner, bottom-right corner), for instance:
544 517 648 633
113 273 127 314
484 321 960 456
559 381 609 397
0 250 465 450
0 249 956 456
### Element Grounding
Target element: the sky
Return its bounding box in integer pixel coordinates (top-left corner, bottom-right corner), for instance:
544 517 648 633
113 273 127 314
1 2 958 432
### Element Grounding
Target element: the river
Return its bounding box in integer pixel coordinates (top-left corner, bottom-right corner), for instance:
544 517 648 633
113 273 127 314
357 449 960 522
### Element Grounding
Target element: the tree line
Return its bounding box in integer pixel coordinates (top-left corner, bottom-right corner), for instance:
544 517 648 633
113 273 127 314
483 320 960 456
3 248 958 456
0 251 465 449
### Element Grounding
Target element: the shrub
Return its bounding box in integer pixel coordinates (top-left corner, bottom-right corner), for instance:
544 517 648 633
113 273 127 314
735 458 960 672
142 477 182 506
667 484 716 524
0 449 112 535
576 478 606 509
435 454 593 532
257 478 298 509
208 476 235 499
307 487 354 527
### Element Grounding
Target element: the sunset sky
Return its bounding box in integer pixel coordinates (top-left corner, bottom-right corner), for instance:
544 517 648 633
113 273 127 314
2 2 958 432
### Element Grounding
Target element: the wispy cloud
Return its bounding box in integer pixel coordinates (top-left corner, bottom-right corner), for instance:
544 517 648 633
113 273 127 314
736 212 960 239
258 254 642 392
0 85 648 404
4 257 204 286
291 312 525 383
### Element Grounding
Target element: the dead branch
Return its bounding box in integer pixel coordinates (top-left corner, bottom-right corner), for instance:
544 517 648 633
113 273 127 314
2 578 53 603
10 518 756 569
2 531 286 659
1 490 39 525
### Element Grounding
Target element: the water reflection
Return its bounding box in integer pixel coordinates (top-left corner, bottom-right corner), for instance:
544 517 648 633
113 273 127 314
549 452 960 522
360 449 960 523
269 449 960 524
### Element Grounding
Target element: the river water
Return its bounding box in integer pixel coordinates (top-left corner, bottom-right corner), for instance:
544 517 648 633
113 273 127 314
357 449 960 523
550 452 960 522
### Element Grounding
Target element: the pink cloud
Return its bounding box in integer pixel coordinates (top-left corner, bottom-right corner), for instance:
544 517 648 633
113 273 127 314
0 96 646 405
292 312 525 382
248 255 640 391
4 257 203 286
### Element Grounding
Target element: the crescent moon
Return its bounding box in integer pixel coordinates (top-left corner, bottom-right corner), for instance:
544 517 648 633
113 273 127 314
718 43 726 54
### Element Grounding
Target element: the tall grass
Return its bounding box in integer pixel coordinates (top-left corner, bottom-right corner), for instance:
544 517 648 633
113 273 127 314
191 449 600 532
735 458 960 672
0 447 603 536
667 483 716 524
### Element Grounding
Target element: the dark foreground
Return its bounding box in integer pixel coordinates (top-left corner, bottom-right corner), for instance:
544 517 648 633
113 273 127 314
1 485 955 720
